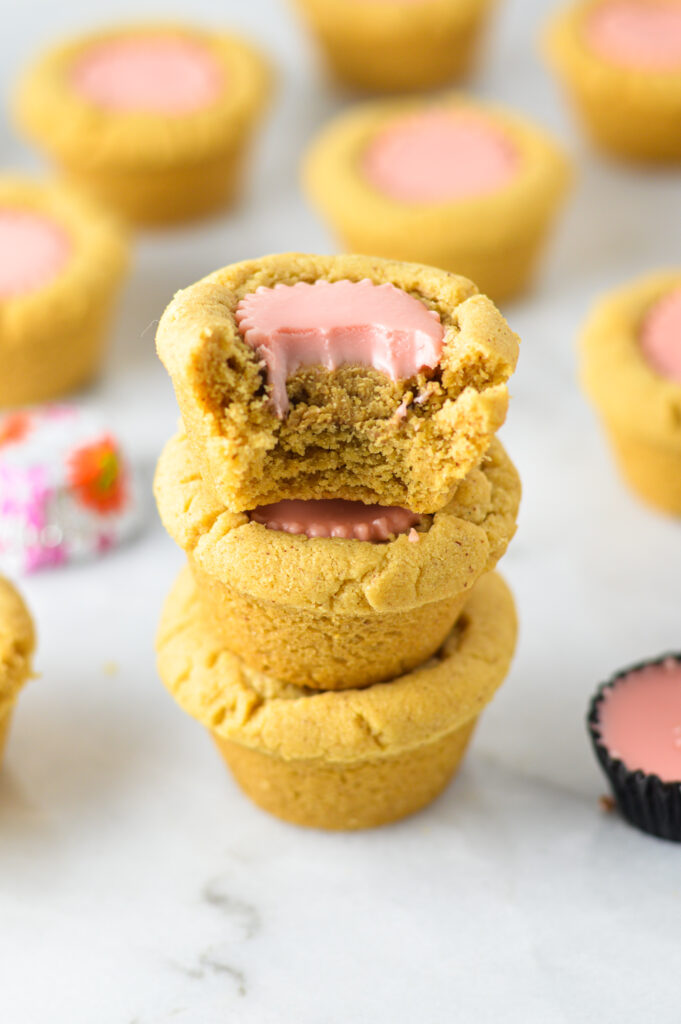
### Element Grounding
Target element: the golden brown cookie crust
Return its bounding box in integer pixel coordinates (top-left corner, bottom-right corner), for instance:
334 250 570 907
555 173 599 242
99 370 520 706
154 431 520 615
303 96 571 264
14 23 271 172
156 252 519 514
213 720 478 829
0 576 36 713
0 176 129 406
156 568 517 763
292 0 497 93
545 1 681 161
581 269 681 449
303 97 570 300
14 25 271 225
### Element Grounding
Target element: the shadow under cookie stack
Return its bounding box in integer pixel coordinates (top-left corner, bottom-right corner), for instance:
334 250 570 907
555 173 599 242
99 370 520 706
154 253 521 830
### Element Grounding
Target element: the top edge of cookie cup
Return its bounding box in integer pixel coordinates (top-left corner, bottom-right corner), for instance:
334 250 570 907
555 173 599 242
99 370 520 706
581 269 681 449
291 0 498 94
0 176 129 343
154 431 519 616
302 95 572 254
155 251 520 515
13 22 272 171
0 576 36 711
295 0 496 32
544 1 681 105
156 568 517 763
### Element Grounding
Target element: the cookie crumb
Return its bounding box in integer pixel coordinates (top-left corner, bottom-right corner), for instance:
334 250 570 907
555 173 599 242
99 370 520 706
598 794 615 813
102 660 119 677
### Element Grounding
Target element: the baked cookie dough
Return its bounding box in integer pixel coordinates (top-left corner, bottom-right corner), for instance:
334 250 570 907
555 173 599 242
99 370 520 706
15 23 271 225
545 0 681 162
156 253 519 514
0 176 128 407
156 568 517 830
291 0 497 93
581 269 681 514
0 577 35 761
154 429 519 689
303 97 571 303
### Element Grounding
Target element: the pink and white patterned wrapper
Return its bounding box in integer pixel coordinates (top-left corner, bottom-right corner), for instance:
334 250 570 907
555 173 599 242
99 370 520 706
0 405 141 574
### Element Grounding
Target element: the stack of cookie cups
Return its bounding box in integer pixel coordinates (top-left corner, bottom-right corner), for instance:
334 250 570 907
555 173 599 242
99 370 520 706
154 253 521 830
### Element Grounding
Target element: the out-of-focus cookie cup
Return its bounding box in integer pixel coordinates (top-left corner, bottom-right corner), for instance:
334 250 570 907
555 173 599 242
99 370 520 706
291 0 498 93
154 431 520 690
303 97 571 303
545 0 681 162
0 177 128 407
156 568 517 830
15 24 271 226
0 577 36 762
581 270 681 515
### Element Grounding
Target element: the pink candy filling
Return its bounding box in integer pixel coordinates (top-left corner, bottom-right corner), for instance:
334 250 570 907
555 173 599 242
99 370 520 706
235 279 444 416
0 208 71 299
586 2 681 71
249 499 421 541
598 659 681 782
640 288 681 382
362 110 519 203
71 36 223 114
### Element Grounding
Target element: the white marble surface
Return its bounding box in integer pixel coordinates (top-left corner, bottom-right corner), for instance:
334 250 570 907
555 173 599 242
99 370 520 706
2 1 681 1021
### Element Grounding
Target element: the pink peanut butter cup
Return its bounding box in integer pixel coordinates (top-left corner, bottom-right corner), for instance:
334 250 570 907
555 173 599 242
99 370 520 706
640 288 681 383
586 1 681 71
0 208 70 298
235 278 444 416
597 659 681 783
71 35 223 114
249 498 421 541
362 109 519 203
589 655 681 841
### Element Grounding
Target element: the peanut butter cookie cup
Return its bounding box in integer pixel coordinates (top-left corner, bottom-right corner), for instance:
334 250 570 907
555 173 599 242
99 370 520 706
0 577 35 761
581 269 681 514
291 0 498 93
154 431 520 690
0 176 128 407
304 97 571 302
156 569 517 830
545 0 681 162
15 23 271 225
156 253 519 514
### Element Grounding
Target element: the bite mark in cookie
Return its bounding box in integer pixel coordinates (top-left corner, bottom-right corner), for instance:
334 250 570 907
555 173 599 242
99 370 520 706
235 279 443 416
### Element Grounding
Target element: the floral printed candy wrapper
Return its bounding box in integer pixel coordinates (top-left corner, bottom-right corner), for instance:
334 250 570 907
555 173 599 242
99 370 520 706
0 405 141 573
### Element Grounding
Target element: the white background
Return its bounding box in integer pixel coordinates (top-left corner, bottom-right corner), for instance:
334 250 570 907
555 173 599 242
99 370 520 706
2 1 681 1021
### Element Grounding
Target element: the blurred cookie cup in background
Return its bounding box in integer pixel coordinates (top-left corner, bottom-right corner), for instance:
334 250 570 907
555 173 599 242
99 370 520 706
0 577 35 762
545 0 681 162
14 23 272 226
290 0 499 93
0 177 128 407
303 98 571 303
581 269 681 515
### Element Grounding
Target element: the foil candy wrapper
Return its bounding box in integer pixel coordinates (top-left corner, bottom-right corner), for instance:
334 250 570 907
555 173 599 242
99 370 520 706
0 405 141 573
